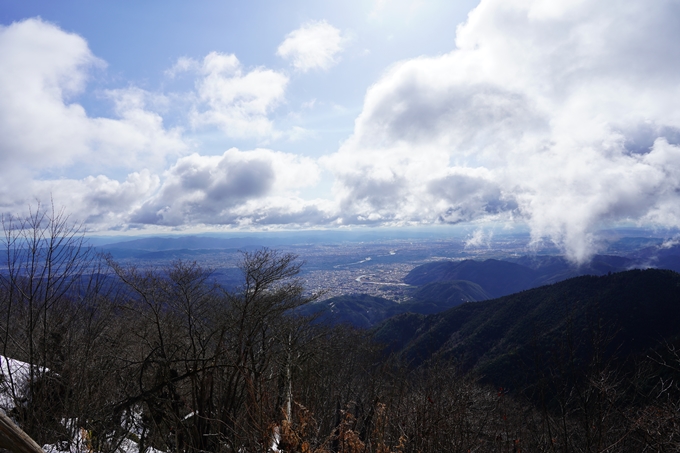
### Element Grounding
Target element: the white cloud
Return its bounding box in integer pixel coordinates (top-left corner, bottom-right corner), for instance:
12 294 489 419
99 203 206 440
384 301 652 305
326 0 680 262
0 171 160 229
0 19 321 230
465 229 493 248
131 148 326 227
0 18 100 170
0 18 188 177
277 20 346 72
190 52 288 139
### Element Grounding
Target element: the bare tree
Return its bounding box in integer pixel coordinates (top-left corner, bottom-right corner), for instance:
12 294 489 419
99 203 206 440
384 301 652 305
102 248 321 453
0 201 108 444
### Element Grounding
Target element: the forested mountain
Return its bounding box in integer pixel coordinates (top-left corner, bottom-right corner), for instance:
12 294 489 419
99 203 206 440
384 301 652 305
374 269 680 387
404 259 537 297
408 279 491 309
297 294 399 328
403 254 639 299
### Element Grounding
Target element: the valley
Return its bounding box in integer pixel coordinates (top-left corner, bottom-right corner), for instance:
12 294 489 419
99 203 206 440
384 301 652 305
94 229 680 305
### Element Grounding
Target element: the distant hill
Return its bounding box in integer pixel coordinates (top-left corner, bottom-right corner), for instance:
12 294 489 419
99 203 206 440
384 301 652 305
404 259 537 298
96 236 277 261
631 243 680 273
404 255 638 299
99 236 265 251
373 269 680 388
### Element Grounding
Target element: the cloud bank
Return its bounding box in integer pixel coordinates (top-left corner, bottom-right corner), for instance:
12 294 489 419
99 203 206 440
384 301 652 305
326 0 680 262
3 3 680 263
0 19 313 228
130 148 324 227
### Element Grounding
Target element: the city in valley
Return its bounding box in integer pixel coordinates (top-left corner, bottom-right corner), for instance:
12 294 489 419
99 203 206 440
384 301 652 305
94 227 663 302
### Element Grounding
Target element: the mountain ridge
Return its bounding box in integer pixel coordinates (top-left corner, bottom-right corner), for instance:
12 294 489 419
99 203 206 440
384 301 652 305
373 268 680 387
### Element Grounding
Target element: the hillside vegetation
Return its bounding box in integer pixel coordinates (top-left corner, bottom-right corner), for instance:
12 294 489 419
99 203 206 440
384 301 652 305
376 269 680 381
403 254 647 298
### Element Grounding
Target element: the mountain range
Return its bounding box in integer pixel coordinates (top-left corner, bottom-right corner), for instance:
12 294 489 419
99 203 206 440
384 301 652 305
302 253 678 328
373 268 680 388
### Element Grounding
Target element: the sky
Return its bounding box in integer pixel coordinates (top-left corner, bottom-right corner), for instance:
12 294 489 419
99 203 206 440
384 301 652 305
1 0 680 263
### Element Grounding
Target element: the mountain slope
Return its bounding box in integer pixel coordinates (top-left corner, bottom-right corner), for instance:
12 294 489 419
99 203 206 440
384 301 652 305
299 280 490 329
411 280 491 304
404 255 640 299
374 269 680 386
403 259 538 298
298 294 400 329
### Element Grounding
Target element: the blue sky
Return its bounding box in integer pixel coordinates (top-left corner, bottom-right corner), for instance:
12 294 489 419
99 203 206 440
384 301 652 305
0 0 474 159
1 0 680 262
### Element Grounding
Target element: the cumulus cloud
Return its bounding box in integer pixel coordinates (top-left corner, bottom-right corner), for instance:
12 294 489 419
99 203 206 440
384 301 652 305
0 171 160 229
0 18 187 177
277 20 346 72
190 52 288 139
0 18 191 225
0 19 321 229
428 170 516 224
131 148 327 227
326 0 680 262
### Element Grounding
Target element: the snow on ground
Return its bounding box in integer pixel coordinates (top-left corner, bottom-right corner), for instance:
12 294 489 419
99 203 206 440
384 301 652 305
0 355 171 453
0 355 279 453
0 354 38 411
